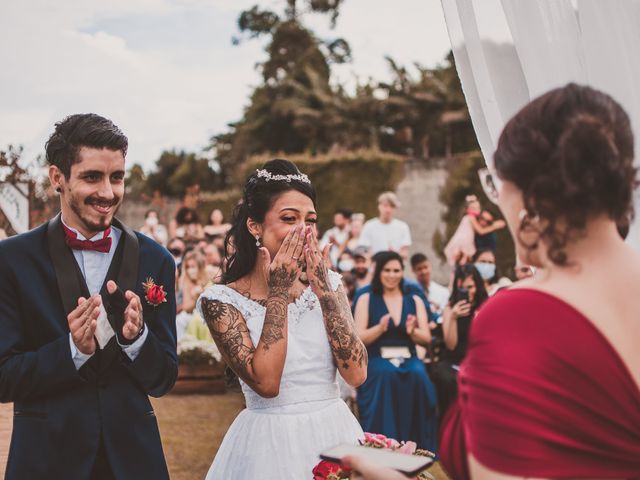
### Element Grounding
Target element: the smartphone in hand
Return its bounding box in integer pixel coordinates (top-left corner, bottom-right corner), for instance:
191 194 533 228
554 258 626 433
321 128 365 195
320 444 433 477
457 287 469 303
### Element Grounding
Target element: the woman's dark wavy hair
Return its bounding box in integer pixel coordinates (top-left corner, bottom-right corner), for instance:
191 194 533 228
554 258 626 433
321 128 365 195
448 264 488 312
371 251 405 296
222 159 317 284
494 83 638 265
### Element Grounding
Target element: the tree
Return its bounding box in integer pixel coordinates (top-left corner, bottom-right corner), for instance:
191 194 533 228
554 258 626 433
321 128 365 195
209 1 351 187
146 150 219 198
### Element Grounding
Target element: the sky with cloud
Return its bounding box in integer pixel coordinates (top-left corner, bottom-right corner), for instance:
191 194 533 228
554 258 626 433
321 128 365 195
0 0 452 172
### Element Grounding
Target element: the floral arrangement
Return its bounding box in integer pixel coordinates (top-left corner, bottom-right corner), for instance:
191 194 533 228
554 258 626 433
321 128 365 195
177 333 221 366
312 433 435 480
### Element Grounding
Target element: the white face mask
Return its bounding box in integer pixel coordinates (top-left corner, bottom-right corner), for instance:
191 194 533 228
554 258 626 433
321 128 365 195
474 262 496 281
146 216 158 226
338 259 355 272
186 267 199 281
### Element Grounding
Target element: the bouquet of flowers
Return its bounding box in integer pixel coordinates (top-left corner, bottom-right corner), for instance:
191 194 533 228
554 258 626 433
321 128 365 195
177 333 221 366
312 433 436 480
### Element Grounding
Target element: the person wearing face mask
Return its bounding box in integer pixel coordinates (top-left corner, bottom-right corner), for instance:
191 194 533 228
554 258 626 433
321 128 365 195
337 250 356 274
140 209 168 246
167 237 186 268
472 249 511 295
178 250 209 315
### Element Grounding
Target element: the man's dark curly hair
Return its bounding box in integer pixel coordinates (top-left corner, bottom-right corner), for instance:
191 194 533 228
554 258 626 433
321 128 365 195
45 113 128 179
494 83 638 265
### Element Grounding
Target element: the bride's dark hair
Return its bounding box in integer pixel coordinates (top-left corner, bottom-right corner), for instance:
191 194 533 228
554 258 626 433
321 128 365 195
222 159 317 284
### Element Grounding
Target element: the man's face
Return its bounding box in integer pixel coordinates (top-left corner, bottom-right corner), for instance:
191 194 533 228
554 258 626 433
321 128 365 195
412 260 431 285
378 201 395 221
50 147 125 237
334 213 348 229
354 256 370 276
478 211 493 227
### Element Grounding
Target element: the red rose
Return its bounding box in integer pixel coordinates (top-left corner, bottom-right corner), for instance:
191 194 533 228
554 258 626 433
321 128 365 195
312 460 343 479
143 278 167 306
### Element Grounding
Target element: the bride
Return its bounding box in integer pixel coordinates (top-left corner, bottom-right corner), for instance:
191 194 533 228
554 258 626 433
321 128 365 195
197 159 368 479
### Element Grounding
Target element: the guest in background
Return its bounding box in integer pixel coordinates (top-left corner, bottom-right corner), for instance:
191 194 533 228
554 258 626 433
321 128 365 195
337 249 356 274
358 192 412 260
472 248 511 295
354 251 438 453
170 206 204 242
444 196 505 265
320 208 352 267
432 264 487 420
345 212 365 252
177 249 210 315
167 237 186 269
203 208 231 240
410 253 450 317
140 209 169 246
203 242 223 283
474 210 499 252
352 247 372 289
514 259 535 280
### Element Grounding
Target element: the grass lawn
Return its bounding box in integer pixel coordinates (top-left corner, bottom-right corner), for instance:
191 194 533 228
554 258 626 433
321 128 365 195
152 391 451 480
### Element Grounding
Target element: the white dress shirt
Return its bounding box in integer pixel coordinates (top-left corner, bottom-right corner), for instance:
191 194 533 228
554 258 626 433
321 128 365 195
62 218 148 369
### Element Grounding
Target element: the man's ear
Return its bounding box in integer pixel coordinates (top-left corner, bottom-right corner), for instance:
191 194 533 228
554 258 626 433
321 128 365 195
246 217 262 238
49 165 65 193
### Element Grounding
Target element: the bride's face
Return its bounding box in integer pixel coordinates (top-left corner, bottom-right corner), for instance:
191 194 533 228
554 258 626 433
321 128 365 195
260 190 318 260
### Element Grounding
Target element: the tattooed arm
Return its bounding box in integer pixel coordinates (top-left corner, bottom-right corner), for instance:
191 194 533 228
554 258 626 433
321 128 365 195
201 298 285 398
318 285 368 387
305 226 367 387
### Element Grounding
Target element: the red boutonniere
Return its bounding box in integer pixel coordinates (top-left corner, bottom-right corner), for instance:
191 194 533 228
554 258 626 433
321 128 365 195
142 277 167 307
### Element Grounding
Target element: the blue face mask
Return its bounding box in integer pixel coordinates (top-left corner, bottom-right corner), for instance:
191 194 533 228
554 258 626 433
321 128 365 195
474 262 496 281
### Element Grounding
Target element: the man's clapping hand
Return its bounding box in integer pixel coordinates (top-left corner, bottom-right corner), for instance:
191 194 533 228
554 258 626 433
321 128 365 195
68 295 101 355
106 280 144 341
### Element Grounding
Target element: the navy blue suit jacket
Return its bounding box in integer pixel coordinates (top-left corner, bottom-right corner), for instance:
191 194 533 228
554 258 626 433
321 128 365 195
0 216 177 479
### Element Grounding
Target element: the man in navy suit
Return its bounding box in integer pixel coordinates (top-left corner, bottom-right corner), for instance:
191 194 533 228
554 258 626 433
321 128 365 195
0 114 178 479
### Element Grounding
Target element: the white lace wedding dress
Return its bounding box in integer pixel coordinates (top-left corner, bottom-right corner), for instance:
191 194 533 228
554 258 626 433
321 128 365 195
196 271 364 479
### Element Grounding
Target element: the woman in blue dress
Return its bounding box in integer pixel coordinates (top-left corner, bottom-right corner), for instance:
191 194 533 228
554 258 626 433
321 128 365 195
354 251 438 453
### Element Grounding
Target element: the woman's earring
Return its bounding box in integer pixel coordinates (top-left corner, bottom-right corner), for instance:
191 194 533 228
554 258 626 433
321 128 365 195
255 235 261 247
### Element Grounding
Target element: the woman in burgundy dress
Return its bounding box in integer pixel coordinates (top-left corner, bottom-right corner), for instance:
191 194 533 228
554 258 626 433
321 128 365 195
345 84 640 479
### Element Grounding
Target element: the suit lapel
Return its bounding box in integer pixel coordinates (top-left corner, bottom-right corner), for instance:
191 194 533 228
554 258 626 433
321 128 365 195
47 214 90 316
111 217 139 294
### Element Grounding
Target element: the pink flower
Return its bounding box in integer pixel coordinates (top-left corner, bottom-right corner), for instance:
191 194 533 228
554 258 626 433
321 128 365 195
397 441 417 455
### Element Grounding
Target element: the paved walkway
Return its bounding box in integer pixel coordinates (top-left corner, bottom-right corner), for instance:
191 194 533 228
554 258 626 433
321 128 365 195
0 403 11 476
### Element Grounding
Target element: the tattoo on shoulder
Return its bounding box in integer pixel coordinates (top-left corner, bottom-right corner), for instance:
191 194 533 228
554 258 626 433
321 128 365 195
319 291 367 370
201 298 255 377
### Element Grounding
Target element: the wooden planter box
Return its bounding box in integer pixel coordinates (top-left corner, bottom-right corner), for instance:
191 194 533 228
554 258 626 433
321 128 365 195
173 361 226 395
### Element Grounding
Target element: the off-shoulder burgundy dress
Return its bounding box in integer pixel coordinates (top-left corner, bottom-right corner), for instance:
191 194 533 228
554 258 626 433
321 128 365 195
439 289 640 479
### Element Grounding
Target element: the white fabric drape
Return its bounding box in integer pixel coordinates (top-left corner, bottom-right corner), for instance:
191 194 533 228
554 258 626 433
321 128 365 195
441 0 640 251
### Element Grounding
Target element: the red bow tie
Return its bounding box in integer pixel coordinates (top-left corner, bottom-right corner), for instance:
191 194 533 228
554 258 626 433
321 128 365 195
63 224 112 253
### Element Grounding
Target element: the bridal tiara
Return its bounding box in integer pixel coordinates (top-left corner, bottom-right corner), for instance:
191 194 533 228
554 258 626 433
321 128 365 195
255 169 311 184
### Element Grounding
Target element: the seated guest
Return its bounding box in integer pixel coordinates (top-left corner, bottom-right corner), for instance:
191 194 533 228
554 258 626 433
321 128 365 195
354 251 438 453
472 248 511 295
203 208 231 240
410 253 450 316
439 84 640 479
140 209 169 246
432 264 487 420
352 246 372 289
352 252 434 321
